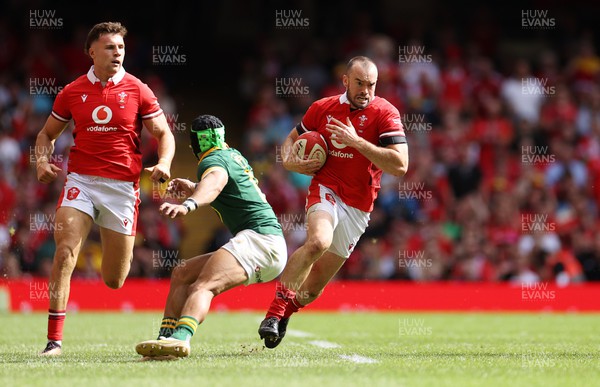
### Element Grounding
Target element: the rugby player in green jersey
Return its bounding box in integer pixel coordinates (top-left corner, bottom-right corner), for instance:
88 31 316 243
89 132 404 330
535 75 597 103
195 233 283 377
135 115 287 358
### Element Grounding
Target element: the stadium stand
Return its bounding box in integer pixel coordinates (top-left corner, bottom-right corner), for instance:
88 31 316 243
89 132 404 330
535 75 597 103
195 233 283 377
1 1 600 285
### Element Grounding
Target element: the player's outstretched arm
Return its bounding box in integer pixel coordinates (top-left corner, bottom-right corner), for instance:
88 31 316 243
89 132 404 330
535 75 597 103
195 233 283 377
159 169 228 219
282 128 323 176
35 116 68 184
326 117 408 177
143 114 175 183
166 178 196 197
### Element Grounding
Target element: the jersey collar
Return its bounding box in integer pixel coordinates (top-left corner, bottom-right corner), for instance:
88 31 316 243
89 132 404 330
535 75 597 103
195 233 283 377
339 93 350 105
86 65 126 85
198 144 229 164
339 92 377 110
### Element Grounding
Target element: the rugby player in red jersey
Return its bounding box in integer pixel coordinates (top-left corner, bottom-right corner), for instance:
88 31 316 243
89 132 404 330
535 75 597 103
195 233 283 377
35 22 175 355
259 56 409 348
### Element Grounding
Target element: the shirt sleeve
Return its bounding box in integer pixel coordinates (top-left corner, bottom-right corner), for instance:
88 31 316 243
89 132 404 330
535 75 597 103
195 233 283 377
139 82 163 119
296 101 320 134
378 104 407 146
197 153 228 181
51 86 71 122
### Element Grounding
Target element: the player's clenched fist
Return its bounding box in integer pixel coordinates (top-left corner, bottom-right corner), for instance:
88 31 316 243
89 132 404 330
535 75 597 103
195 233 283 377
36 160 62 184
144 162 171 183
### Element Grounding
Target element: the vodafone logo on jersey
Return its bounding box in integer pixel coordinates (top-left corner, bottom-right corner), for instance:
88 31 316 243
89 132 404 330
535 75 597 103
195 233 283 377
88 105 117 132
325 115 354 158
92 105 113 124
328 134 354 159
331 138 347 149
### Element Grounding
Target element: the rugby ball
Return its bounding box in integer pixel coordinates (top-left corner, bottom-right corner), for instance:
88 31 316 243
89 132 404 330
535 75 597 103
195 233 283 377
293 131 328 168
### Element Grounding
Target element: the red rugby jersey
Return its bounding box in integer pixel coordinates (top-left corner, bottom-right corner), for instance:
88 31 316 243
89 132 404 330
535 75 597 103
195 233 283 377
51 66 163 182
298 93 406 212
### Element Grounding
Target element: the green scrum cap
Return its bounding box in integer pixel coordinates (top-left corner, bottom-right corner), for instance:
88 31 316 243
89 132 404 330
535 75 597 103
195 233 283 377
190 114 226 158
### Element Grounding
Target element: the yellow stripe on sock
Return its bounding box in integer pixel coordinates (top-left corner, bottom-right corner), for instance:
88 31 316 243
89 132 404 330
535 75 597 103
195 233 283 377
176 318 198 332
161 318 178 329
177 318 198 328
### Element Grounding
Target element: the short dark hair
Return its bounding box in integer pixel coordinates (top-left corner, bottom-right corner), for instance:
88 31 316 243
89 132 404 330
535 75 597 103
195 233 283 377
84 22 127 55
346 56 376 73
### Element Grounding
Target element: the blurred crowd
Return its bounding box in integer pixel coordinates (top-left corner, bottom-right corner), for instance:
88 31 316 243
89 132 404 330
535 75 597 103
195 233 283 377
0 21 184 280
236 22 600 284
2 4 600 285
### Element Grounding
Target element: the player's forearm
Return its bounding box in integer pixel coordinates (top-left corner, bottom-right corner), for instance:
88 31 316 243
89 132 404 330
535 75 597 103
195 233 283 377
156 130 176 167
281 129 299 169
187 180 222 208
353 139 408 176
35 130 55 164
186 170 227 209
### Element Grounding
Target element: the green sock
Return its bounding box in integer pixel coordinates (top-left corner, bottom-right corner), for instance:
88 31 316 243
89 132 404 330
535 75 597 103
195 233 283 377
171 315 199 341
157 317 178 339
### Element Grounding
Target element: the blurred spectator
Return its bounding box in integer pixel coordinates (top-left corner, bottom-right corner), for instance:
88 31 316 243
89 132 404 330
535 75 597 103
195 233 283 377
3 2 600 285
500 58 545 126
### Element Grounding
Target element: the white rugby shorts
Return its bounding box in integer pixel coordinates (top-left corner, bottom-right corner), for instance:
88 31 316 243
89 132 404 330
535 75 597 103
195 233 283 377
306 184 370 258
57 172 140 235
221 229 287 285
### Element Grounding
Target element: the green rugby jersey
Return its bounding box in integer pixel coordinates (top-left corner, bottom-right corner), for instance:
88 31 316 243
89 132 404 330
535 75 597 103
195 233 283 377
197 147 282 237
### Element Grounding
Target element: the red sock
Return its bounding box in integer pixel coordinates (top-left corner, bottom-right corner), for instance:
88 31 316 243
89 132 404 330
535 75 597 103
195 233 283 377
47 309 66 342
283 296 305 318
266 282 296 319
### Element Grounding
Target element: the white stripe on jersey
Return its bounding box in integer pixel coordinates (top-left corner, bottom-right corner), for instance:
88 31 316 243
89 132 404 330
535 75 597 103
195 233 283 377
51 111 70 122
299 121 309 133
141 109 163 120
379 130 405 137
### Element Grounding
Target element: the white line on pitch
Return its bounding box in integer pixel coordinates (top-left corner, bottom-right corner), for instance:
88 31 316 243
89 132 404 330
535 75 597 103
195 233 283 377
339 354 378 364
286 329 314 338
308 340 341 348
267 327 378 364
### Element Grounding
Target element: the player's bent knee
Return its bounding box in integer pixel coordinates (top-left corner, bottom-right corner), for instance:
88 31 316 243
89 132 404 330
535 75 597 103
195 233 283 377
103 277 125 289
305 288 324 303
187 281 223 298
53 245 78 271
170 263 187 284
304 237 331 259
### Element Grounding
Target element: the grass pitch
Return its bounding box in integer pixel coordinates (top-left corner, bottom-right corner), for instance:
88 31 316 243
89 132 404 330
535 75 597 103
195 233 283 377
0 312 598 387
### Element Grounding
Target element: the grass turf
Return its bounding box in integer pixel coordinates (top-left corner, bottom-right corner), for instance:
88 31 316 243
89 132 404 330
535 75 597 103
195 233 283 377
0 312 598 387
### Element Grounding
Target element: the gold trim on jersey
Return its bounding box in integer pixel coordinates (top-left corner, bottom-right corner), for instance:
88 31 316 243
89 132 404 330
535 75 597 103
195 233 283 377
211 206 224 223
201 166 227 180
198 143 230 164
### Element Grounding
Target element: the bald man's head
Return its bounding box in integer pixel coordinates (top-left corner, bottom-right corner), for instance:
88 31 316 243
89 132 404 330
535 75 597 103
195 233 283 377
343 56 378 109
